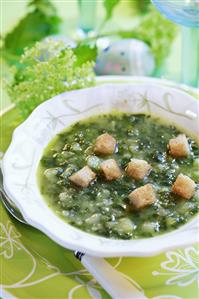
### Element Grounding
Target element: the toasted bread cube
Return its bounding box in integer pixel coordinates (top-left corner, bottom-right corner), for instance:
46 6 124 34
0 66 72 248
168 134 190 157
69 166 96 188
172 173 196 199
100 159 122 181
129 184 156 209
126 159 152 180
94 133 116 155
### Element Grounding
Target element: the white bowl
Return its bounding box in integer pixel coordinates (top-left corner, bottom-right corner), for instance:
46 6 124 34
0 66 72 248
2 79 199 257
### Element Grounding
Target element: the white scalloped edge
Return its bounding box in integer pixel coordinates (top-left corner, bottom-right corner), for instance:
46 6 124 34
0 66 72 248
2 78 199 257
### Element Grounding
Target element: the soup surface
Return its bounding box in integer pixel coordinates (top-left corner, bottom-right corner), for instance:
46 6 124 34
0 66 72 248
38 114 199 239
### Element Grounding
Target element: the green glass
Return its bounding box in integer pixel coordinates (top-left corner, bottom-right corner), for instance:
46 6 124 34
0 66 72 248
181 27 199 87
78 0 96 33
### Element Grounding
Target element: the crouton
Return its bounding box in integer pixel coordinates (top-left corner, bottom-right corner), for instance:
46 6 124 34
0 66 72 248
126 159 151 180
172 173 196 199
168 134 190 157
129 184 156 209
94 133 116 155
69 166 96 188
100 159 122 181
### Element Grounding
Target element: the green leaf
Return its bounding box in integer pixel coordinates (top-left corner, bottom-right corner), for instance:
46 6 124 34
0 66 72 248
103 0 121 21
2 0 61 65
73 44 97 67
28 0 57 17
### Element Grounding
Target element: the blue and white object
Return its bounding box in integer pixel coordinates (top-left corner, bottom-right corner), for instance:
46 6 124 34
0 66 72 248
152 0 199 27
95 38 155 76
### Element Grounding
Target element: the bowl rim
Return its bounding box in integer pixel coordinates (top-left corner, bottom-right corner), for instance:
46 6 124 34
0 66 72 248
2 77 199 257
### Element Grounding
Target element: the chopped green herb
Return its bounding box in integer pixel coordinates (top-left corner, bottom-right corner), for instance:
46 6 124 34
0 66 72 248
38 113 199 240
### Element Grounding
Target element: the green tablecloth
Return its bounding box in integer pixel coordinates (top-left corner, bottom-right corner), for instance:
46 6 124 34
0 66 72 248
0 77 198 299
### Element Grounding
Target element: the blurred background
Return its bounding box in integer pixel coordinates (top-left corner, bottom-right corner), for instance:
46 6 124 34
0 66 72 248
1 0 198 115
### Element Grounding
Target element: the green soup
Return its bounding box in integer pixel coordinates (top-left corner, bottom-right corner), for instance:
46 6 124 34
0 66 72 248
38 113 199 239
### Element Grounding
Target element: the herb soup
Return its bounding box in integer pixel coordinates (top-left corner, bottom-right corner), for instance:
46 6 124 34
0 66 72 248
38 114 199 239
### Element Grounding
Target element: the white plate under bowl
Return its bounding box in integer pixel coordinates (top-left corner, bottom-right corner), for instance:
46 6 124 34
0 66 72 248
2 79 199 257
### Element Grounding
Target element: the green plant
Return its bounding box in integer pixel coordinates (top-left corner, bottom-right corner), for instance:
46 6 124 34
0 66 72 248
5 0 177 120
7 40 97 118
2 0 61 65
